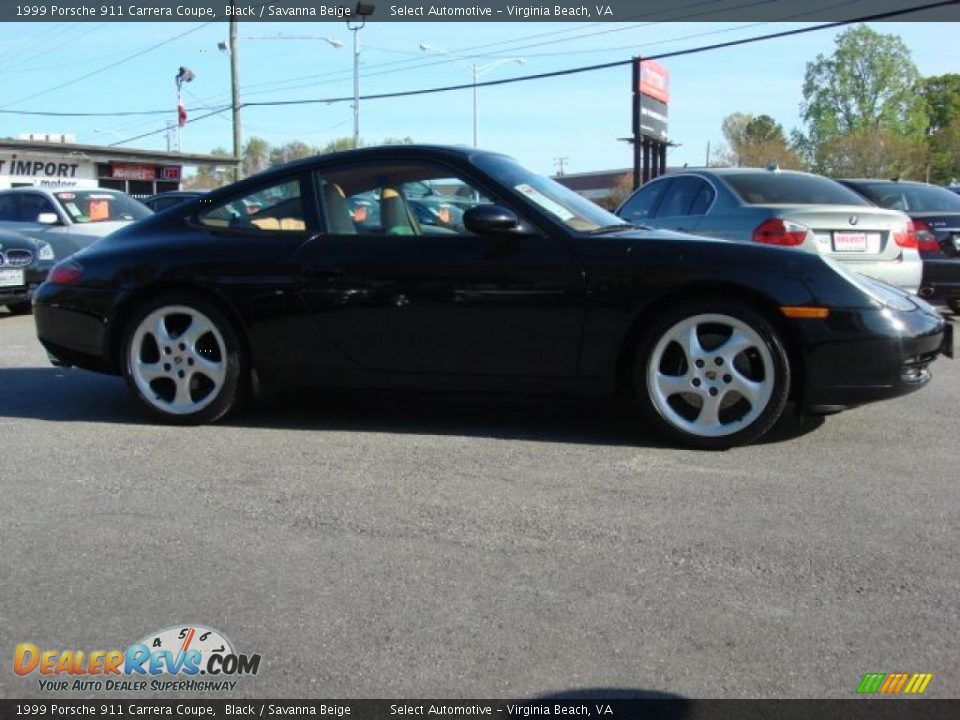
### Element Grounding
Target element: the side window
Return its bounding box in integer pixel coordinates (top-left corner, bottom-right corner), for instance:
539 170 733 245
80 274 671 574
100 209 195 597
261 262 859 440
688 180 716 216
655 177 706 218
198 178 305 233
618 180 668 222
0 195 18 221
315 163 492 237
19 194 57 222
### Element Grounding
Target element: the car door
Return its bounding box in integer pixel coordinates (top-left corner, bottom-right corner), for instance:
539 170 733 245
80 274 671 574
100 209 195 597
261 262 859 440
295 159 585 377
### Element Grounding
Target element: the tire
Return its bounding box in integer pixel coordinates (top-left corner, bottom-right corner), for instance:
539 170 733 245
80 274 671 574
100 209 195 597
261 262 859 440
634 297 791 450
122 294 245 424
6 301 32 315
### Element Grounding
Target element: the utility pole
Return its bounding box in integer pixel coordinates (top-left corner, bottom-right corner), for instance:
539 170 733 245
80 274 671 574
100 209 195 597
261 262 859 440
229 12 241 181
553 156 569 176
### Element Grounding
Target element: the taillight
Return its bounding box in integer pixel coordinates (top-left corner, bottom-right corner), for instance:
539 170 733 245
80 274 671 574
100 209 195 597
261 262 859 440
753 218 808 246
913 219 942 253
893 220 919 250
48 260 83 285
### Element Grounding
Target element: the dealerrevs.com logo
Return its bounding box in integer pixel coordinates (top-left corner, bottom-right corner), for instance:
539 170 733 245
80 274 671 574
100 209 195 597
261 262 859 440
14 625 261 692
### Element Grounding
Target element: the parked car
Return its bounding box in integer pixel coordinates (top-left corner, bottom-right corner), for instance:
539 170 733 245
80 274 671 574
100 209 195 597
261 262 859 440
33 146 952 449
616 167 923 294
838 179 960 312
140 190 207 213
0 230 55 314
0 187 151 260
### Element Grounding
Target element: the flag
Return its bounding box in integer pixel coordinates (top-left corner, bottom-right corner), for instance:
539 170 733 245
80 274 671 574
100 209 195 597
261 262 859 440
178 103 187 128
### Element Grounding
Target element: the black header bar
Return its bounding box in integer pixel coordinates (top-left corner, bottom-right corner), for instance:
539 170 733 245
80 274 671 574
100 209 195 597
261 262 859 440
1 0 957 22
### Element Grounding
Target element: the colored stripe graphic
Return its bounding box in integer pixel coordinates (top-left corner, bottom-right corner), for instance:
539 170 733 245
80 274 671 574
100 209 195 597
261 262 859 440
858 672 933 694
857 673 886 694
904 673 933 694
879 673 909 693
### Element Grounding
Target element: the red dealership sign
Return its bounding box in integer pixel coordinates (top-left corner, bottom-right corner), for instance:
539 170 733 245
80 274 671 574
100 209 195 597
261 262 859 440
111 163 156 181
638 60 669 104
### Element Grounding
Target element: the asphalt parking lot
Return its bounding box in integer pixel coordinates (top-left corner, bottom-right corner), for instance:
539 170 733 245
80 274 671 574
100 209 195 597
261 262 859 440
1 307 957 700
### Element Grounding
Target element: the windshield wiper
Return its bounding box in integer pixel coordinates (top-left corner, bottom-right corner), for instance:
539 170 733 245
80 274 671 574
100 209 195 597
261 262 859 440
587 223 650 234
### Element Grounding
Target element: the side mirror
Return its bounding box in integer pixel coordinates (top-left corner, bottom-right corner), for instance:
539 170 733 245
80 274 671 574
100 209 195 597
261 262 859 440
37 212 60 225
463 205 520 234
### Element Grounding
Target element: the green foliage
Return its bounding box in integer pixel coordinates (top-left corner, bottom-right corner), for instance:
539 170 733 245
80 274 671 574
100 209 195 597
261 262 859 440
719 112 803 169
800 24 928 171
921 75 960 184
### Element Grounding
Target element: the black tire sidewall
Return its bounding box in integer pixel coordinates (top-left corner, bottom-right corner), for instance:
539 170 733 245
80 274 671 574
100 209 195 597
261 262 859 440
634 297 791 450
122 294 244 425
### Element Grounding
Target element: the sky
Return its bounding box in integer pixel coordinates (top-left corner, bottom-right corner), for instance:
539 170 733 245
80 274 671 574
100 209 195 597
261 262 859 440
0 18 957 176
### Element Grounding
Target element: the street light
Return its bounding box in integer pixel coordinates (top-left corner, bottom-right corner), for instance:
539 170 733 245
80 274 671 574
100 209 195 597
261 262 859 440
347 2 375 149
174 65 195 152
419 44 525 148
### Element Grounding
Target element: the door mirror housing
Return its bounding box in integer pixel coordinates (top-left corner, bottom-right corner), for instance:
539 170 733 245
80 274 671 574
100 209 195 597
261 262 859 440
463 205 521 234
37 212 60 225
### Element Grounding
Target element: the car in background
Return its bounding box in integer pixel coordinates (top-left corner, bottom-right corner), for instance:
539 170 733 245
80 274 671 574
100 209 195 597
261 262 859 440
838 179 960 312
140 190 206 213
33 145 951 449
0 230 55 314
948 186 960 196
0 187 152 260
616 167 923 294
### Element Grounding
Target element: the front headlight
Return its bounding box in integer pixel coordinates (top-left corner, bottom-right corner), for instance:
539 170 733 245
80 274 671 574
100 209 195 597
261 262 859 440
37 241 55 261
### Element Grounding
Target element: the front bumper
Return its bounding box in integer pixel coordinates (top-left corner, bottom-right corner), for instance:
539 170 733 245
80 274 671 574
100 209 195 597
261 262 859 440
32 282 123 374
799 300 947 413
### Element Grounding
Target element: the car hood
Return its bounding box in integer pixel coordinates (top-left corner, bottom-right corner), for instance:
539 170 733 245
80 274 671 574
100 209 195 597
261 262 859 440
0 230 40 250
64 221 134 237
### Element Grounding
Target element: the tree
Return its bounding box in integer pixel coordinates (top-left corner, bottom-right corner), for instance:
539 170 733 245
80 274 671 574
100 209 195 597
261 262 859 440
814 130 925 179
800 25 928 172
921 74 960 184
242 136 271 177
184 147 233 190
719 113 804 169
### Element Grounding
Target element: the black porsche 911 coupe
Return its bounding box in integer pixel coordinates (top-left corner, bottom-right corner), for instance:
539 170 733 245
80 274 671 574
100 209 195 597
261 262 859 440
32 146 954 449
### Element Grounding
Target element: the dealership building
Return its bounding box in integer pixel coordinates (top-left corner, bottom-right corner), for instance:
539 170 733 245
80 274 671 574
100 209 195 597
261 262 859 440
0 137 239 197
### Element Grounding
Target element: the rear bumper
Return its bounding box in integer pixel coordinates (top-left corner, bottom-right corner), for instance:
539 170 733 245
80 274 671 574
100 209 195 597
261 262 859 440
835 257 922 295
918 257 960 306
799 302 947 413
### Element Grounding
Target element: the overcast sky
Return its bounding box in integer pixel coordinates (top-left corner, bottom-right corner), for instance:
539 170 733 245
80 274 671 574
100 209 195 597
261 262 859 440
0 20 956 175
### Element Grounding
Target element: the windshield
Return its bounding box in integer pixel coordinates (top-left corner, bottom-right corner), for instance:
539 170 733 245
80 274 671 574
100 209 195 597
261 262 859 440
473 153 623 232
851 182 960 213
724 172 870 206
54 190 151 224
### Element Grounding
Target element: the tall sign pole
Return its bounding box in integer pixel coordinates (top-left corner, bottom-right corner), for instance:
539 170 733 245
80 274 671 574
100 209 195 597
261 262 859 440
632 57 670 189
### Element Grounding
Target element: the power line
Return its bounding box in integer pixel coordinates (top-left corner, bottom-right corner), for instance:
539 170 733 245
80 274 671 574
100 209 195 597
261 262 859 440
101 0 955 148
0 22 216 110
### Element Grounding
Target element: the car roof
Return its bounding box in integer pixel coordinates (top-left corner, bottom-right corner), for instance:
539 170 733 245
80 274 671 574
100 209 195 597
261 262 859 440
668 167 822 178
0 186 127 197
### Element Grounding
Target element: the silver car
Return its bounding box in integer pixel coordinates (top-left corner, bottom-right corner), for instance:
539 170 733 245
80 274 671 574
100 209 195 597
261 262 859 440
0 186 151 260
616 167 922 293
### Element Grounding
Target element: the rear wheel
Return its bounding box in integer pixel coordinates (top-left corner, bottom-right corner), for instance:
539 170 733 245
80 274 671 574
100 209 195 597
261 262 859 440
635 298 790 449
123 295 244 424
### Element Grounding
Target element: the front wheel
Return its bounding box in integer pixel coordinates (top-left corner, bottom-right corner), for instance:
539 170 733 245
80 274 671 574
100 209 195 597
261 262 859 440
635 299 791 449
123 295 245 424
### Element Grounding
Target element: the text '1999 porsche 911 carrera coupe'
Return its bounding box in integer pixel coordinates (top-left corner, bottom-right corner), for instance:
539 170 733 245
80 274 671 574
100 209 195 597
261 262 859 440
33 146 955 449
